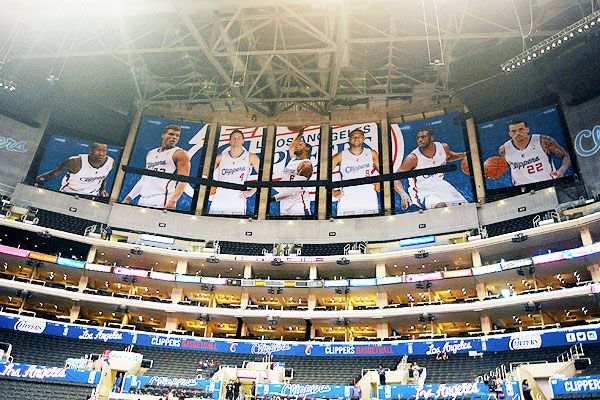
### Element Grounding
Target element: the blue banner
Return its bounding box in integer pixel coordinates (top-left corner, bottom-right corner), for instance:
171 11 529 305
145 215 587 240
119 115 209 211
379 383 489 400
2 313 600 357
551 376 600 396
122 375 219 397
0 361 99 384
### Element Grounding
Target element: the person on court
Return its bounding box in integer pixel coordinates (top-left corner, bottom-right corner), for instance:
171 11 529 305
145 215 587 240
331 128 380 216
36 142 115 197
497 120 570 186
270 128 314 216
123 124 191 209
209 129 261 215
394 128 466 210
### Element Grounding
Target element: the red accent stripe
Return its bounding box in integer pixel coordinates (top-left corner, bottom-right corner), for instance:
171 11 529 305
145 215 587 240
391 125 399 166
163 180 172 206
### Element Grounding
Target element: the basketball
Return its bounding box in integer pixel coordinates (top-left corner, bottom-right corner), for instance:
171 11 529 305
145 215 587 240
460 158 470 176
297 160 313 177
484 156 509 179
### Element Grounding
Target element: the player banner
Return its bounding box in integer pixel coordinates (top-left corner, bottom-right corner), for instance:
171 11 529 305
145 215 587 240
118 115 208 212
269 125 320 217
562 95 600 195
205 125 265 217
35 135 122 200
330 122 382 217
477 105 573 191
389 112 474 214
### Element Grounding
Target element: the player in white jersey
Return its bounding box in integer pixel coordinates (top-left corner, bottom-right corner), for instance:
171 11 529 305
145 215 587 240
270 128 314 216
498 120 570 186
394 128 466 210
209 129 261 215
123 125 191 209
36 143 115 197
331 129 380 216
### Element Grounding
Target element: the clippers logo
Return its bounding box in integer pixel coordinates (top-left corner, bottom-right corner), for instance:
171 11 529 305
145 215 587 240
304 345 312 356
574 125 600 157
0 136 27 153
509 334 542 350
566 331 598 343
148 376 199 387
250 343 292 355
280 384 332 397
14 318 46 334
229 343 238 353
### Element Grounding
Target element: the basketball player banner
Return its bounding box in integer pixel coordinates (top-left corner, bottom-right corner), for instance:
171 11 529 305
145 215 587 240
269 125 321 217
389 112 474 214
118 115 209 212
34 135 122 200
477 105 574 191
3 313 600 357
205 125 265 217
330 122 383 217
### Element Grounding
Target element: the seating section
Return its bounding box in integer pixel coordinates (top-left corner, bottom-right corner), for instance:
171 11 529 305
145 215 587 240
484 210 555 238
301 243 349 256
35 208 99 236
218 241 273 256
0 378 94 400
407 344 600 383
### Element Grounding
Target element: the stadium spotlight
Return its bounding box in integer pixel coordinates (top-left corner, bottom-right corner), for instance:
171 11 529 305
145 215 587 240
336 257 350 265
38 230 52 239
206 256 219 264
511 233 528 243
415 250 429 259
418 313 436 322
501 9 600 72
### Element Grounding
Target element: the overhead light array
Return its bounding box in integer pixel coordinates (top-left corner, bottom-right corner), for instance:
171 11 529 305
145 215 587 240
501 10 600 72
0 78 16 92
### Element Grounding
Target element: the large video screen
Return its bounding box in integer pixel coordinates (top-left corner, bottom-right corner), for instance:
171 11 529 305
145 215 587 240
118 115 209 212
478 105 573 190
268 125 320 217
390 112 474 213
205 125 265 217
35 135 122 199
330 122 382 217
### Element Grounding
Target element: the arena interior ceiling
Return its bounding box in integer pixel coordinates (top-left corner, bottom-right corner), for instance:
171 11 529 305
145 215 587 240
0 0 596 115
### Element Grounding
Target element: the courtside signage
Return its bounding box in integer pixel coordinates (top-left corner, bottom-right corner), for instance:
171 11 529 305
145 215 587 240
2 313 599 357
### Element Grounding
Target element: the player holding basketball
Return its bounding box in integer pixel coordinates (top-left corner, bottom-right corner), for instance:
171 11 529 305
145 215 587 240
36 142 115 197
123 125 191 209
270 128 314 216
331 129 380 216
393 128 466 210
496 120 570 185
209 129 261 215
